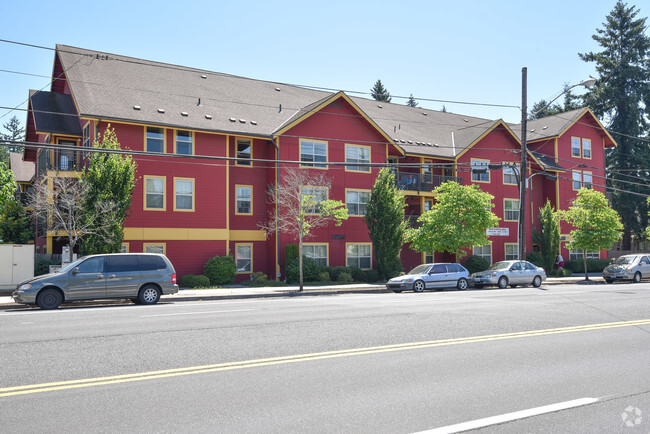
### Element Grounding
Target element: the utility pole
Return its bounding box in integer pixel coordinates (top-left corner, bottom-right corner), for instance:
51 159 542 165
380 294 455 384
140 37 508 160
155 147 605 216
519 67 527 261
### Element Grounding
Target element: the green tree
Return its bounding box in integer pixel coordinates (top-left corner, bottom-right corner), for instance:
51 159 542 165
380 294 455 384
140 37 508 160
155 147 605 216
371 79 392 102
0 116 25 166
536 200 561 272
406 94 418 107
529 85 581 120
364 168 408 280
261 168 348 291
79 126 136 255
406 181 499 259
563 188 623 281
0 162 17 206
579 1 650 249
0 200 33 244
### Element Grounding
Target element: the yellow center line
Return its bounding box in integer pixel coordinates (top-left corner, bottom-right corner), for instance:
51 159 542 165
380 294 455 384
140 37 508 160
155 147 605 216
2 318 649 398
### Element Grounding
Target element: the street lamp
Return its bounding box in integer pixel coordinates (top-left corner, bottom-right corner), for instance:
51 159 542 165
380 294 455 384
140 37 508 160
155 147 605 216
519 68 596 260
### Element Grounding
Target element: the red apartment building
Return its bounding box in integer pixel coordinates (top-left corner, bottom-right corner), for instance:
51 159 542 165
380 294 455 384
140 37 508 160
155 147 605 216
23 45 617 280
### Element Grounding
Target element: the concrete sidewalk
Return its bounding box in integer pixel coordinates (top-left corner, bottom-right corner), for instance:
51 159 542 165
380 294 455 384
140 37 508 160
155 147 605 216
0 276 604 307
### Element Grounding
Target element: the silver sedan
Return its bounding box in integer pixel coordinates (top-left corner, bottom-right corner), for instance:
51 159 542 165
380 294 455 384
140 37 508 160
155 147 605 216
387 263 470 293
470 260 546 289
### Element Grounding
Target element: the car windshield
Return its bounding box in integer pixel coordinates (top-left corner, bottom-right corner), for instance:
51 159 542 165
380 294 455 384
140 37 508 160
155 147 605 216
58 257 86 274
488 261 512 271
408 264 431 275
612 256 636 265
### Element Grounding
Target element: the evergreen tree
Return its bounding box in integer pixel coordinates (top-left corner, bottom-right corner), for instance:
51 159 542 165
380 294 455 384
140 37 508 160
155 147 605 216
0 116 25 152
79 126 136 255
579 1 650 249
371 79 392 102
364 168 408 280
406 94 418 107
536 200 561 273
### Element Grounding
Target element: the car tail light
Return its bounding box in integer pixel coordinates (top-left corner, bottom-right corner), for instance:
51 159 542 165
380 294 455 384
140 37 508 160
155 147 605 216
172 273 177 284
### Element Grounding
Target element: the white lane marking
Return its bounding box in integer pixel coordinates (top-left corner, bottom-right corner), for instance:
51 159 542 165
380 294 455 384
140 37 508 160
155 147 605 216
141 309 257 317
418 397 599 433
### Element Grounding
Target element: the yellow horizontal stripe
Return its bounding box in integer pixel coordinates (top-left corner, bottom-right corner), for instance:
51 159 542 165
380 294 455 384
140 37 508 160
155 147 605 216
2 318 649 398
122 228 265 241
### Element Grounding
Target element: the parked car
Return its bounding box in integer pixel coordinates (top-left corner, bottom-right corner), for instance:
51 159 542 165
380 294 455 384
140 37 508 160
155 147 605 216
602 254 650 284
470 260 546 289
12 253 179 310
386 263 470 293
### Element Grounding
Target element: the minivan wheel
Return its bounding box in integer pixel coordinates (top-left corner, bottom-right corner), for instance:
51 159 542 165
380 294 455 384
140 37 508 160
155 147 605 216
138 285 161 305
457 278 468 290
497 276 508 289
37 288 62 310
633 272 642 283
532 276 542 288
413 280 425 293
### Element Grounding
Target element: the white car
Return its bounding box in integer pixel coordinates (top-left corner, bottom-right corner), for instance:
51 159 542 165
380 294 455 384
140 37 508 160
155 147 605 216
386 263 470 293
470 260 546 289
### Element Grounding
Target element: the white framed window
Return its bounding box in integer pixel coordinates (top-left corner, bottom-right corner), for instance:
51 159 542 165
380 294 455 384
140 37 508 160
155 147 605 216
144 176 165 210
301 186 328 214
144 244 165 255
236 139 252 166
120 243 129 253
583 172 593 189
504 199 520 221
473 244 492 264
346 243 372 269
503 164 519 185
471 159 489 182
303 244 328 266
146 127 165 153
572 171 582 190
505 243 518 260
236 185 252 215
346 145 371 172
346 190 370 216
571 137 581 157
569 249 600 260
174 178 194 211
236 244 252 273
582 139 591 159
176 130 193 155
300 139 327 168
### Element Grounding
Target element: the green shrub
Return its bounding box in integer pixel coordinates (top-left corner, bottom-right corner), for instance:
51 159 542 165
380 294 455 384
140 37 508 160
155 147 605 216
463 255 490 274
336 272 353 283
329 266 349 282
285 244 299 267
366 269 380 283
35 258 59 276
318 272 330 282
204 255 237 285
564 258 610 273
285 255 321 284
242 272 287 287
348 266 366 282
548 268 573 277
180 274 211 288
526 251 544 269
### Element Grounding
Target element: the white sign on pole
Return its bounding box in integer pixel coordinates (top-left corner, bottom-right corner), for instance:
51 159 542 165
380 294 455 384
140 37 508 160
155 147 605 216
486 227 509 236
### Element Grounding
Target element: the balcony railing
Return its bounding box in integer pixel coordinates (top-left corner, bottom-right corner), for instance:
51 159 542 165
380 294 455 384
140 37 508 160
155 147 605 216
38 148 82 175
395 172 461 193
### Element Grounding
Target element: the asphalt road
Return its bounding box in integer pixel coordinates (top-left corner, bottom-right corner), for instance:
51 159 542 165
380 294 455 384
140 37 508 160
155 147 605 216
1 282 650 433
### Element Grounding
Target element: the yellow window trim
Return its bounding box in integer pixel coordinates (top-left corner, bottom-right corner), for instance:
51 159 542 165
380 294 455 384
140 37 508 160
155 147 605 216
301 185 329 215
174 129 194 156
502 162 519 185
345 188 371 217
299 138 329 170
121 242 130 253
235 137 253 167
570 136 581 158
303 242 329 266
143 242 166 255
235 184 253 215
470 158 490 183
344 143 372 173
345 242 373 270
572 170 582 191
143 175 166 211
173 177 195 212
235 243 253 274
144 126 167 154
581 138 592 160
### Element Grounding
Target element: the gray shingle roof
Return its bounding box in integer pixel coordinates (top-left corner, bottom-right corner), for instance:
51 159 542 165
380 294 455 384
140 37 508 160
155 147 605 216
508 108 588 142
9 152 35 183
29 89 82 136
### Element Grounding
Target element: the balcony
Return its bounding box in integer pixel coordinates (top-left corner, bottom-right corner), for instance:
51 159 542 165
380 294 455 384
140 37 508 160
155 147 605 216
395 172 461 193
38 148 82 175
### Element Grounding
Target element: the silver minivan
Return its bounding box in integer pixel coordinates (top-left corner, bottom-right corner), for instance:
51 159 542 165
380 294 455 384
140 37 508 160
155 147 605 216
12 253 179 309
602 254 650 283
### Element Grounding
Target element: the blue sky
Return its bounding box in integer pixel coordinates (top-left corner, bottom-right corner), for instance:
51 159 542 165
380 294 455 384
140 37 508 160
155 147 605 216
0 0 635 128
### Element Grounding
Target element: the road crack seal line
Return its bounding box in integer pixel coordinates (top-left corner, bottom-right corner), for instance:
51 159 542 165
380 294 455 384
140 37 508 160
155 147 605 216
2 318 650 398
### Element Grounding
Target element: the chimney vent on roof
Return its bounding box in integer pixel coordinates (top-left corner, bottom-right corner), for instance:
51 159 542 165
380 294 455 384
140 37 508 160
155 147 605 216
530 128 535 132
201 75 207 79
423 112 427 116
543 126 548 130
279 104 282 112
275 87 281 91
229 118 236 122
205 115 212 120
239 119 246 123
378 105 383 108
463 119 468 122
433 143 439 147
251 121 257 125
133 105 141 110
158 109 165 114
181 112 188 117
197 98 202 107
